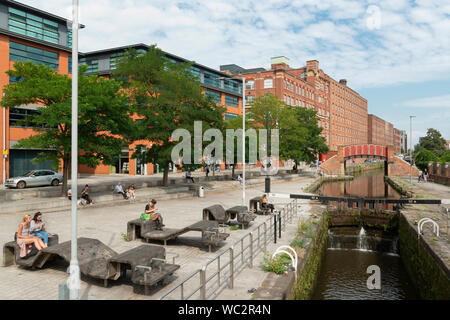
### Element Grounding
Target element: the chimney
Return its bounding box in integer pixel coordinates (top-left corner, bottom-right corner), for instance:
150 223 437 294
339 79 347 86
271 56 290 70
306 60 319 73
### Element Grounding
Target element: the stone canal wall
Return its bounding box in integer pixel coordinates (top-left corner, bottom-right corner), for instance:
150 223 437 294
398 213 450 299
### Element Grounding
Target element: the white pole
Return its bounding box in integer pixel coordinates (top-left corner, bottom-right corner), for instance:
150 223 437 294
409 116 415 186
69 0 80 300
242 77 246 207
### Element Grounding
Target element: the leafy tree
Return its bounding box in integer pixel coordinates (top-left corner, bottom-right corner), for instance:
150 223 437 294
114 46 225 186
414 149 438 171
248 93 328 164
1 62 133 194
414 128 446 157
440 150 450 163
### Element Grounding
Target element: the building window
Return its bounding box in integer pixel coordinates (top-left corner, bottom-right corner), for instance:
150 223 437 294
68 29 72 48
225 95 239 107
190 66 201 80
10 41 59 70
224 78 241 94
225 113 238 120
203 70 220 89
246 95 254 104
8 7 59 45
205 89 221 104
9 107 41 127
68 56 72 73
264 78 273 88
246 80 254 90
79 56 98 73
301 72 307 78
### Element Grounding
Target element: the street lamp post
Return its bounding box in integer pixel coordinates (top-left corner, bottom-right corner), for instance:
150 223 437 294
69 0 80 300
409 115 415 186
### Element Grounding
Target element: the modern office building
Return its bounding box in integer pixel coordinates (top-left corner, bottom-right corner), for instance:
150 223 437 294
220 57 368 156
0 0 74 184
79 44 243 175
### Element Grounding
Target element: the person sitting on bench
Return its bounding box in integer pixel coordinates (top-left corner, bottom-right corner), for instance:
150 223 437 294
115 182 128 199
261 194 275 213
17 215 47 258
185 170 195 183
145 199 164 230
30 212 49 245
128 184 136 200
81 184 94 205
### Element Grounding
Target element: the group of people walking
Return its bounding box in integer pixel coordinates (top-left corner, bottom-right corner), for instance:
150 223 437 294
418 168 429 183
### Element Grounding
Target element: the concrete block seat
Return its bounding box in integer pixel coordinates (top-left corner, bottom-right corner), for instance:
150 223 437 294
127 218 230 251
3 234 59 268
249 197 272 215
203 205 256 228
3 237 180 292
109 245 180 292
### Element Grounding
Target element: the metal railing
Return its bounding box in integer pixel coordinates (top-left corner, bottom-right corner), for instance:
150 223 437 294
159 199 298 300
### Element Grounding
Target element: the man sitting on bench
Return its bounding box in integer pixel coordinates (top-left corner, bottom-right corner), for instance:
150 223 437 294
261 194 275 213
115 182 128 199
145 199 165 230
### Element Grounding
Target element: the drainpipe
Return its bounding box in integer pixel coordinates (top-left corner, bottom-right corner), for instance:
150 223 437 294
2 105 5 185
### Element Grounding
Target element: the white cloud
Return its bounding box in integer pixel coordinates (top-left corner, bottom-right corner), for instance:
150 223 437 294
396 95 450 108
13 0 450 90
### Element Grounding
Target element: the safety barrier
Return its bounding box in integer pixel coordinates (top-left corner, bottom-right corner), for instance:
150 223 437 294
158 199 298 300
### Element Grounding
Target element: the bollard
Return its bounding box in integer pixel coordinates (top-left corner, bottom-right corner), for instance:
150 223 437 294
58 282 70 300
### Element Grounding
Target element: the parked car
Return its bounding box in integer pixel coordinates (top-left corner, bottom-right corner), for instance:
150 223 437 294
5 170 63 189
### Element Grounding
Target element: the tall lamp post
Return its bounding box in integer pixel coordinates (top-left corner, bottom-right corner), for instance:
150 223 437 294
409 115 415 186
69 0 80 300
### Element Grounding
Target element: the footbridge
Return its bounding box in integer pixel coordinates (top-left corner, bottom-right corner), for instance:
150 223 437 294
321 144 419 176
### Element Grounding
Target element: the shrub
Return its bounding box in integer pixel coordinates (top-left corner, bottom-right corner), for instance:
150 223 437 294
414 149 438 171
260 253 292 274
290 237 307 248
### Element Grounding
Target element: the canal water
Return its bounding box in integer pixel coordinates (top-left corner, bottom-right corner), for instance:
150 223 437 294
312 171 419 300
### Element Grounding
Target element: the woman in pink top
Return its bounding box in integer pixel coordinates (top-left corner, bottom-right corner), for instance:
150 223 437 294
16 215 47 258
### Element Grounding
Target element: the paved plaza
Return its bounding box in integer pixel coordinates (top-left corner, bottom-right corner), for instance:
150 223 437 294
0 175 315 300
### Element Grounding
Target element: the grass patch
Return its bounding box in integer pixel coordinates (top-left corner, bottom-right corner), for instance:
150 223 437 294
120 232 129 242
290 237 307 248
230 225 241 231
261 253 292 274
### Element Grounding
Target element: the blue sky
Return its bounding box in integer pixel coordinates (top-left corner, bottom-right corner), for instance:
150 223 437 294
20 0 450 147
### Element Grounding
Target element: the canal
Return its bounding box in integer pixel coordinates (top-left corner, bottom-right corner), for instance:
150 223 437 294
312 170 419 300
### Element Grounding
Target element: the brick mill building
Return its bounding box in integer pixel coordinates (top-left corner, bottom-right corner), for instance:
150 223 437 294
221 57 369 158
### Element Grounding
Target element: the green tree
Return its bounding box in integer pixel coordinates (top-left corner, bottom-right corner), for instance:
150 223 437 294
114 45 225 186
414 128 446 157
248 93 328 164
1 62 133 194
414 149 438 171
440 150 450 163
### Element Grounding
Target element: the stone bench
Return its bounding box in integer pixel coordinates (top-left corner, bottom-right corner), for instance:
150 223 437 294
249 197 271 215
3 234 59 267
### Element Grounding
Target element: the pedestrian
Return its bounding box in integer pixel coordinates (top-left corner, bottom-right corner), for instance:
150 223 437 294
205 166 210 177
67 188 72 200
424 169 428 182
418 170 422 182
16 215 46 258
30 212 49 245
81 184 93 205
145 199 164 230
185 170 195 183
237 174 243 185
115 181 128 199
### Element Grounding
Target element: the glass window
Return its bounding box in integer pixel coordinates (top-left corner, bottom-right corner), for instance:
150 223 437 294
8 7 59 45
10 41 59 69
79 56 98 73
68 56 72 73
246 80 254 90
110 51 125 70
205 89 221 104
225 113 238 120
225 95 239 107
246 95 254 104
264 78 273 88
9 107 41 127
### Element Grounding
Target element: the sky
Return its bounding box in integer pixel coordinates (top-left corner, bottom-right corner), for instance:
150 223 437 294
19 0 450 147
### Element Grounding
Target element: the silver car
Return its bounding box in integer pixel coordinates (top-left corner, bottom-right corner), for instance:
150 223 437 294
5 170 63 189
